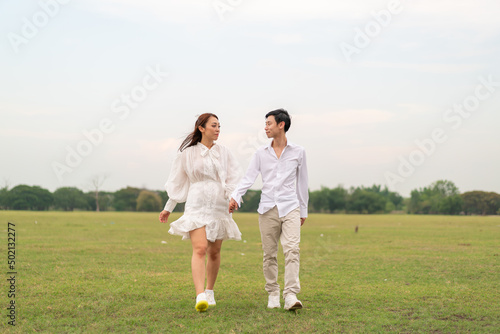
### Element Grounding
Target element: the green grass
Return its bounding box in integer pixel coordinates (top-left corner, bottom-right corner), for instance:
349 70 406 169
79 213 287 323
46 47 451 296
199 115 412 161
1 211 499 333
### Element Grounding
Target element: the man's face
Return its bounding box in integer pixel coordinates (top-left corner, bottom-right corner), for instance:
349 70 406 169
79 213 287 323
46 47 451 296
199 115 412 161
265 116 283 138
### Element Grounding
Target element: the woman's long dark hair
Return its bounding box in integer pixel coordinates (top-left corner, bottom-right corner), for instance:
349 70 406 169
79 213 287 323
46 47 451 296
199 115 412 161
179 113 219 152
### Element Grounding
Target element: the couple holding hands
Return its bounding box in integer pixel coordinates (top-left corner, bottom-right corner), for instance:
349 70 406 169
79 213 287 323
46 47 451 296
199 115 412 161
159 109 308 312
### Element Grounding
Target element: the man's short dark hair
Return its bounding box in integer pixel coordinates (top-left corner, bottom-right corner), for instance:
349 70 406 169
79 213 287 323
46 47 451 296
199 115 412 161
266 108 291 132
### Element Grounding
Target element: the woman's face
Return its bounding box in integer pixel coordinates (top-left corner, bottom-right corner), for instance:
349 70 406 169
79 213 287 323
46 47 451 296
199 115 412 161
200 116 220 142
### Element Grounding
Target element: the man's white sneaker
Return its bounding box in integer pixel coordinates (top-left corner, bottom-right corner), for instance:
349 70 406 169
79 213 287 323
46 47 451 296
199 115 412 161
195 292 208 312
205 290 216 306
284 295 303 311
267 293 281 309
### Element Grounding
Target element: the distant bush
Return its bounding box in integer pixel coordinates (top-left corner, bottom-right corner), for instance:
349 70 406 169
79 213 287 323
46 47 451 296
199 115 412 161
53 187 89 211
136 190 163 212
4 185 53 210
462 191 500 215
0 180 497 215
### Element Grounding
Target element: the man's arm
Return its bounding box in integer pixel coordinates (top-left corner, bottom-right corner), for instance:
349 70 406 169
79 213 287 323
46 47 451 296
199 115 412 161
296 148 309 224
230 152 261 210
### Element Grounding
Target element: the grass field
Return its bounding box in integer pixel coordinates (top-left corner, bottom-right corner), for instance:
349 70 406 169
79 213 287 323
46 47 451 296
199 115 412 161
1 211 499 333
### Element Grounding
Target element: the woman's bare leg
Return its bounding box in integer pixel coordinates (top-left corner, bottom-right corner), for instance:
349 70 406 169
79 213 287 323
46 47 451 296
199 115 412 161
206 240 223 290
189 227 208 295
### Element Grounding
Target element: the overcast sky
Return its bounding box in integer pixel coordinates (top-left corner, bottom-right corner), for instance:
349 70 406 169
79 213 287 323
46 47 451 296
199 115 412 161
1 0 499 197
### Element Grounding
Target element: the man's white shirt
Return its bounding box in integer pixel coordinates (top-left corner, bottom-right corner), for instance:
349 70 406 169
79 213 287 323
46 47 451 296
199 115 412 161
231 140 309 218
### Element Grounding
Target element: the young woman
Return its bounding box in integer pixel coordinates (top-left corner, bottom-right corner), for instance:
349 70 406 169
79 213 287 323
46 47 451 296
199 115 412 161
159 113 241 312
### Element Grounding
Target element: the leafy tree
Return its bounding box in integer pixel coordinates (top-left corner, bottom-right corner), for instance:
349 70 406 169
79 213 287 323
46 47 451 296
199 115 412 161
385 201 396 213
438 195 463 215
5 185 53 210
345 185 401 214
136 190 163 212
408 187 443 214
0 185 9 209
158 191 169 208
366 185 404 212
309 188 329 213
326 186 348 212
239 190 262 212
408 189 424 214
86 191 114 211
53 187 89 211
114 187 142 211
346 188 386 214
312 186 349 213
308 185 402 213
461 191 500 215
432 180 460 197
380 187 404 211
155 190 185 212
408 180 462 215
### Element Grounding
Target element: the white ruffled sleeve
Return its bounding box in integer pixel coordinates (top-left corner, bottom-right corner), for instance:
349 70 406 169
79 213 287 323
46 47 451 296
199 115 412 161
163 152 189 212
224 149 242 200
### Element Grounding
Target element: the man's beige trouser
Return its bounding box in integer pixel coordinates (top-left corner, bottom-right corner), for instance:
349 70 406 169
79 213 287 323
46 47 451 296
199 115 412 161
258 206 301 299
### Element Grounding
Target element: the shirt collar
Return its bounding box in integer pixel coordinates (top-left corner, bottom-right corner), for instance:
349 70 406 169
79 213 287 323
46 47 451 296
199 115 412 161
265 139 292 150
198 142 219 157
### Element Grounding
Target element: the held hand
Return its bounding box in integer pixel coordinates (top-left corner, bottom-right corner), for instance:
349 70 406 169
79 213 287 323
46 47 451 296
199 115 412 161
229 198 239 213
159 210 171 223
300 218 306 226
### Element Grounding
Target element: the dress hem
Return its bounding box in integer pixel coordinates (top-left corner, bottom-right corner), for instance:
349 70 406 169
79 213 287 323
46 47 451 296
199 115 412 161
168 215 241 242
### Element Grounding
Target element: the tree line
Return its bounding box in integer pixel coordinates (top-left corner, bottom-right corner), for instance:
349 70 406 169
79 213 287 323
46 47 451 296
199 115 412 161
0 180 499 215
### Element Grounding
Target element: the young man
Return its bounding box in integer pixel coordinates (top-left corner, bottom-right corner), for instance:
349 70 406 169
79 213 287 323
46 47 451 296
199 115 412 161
229 109 309 310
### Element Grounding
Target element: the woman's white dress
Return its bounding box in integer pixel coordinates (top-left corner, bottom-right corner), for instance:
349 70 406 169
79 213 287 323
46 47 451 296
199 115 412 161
164 142 242 242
